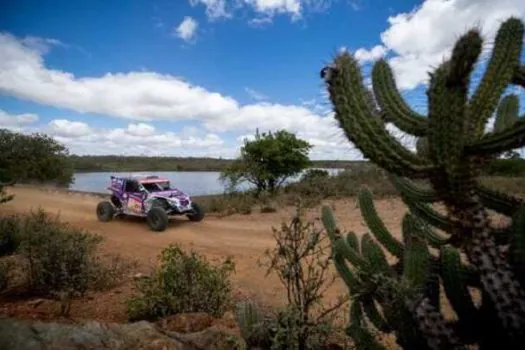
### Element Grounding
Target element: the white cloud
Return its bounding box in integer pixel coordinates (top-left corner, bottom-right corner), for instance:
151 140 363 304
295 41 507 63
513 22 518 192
0 109 39 129
189 0 231 20
354 45 388 63
353 0 525 90
0 32 365 159
0 32 343 140
175 16 199 41
48 119 92 137
245 87 267 101
244 0 301 17
190 0 336 23
41 119 229 157
127 122 156 136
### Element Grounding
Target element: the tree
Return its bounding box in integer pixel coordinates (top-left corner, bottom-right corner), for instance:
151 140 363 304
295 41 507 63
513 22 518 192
220 129 312 195
0 129 74 187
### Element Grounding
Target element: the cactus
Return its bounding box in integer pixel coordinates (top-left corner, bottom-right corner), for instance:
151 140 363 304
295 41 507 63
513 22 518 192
320 17 525 349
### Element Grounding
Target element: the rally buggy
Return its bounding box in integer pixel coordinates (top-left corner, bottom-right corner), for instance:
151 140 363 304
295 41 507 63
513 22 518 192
95 175 205 231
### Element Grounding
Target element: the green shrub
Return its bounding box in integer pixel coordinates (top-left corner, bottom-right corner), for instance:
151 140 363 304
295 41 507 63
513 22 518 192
244 201 348 349
1 209 132 314
484 158 525 176
126 243 235 321
0 214 22 257
300 169 330 182
0 259 14 292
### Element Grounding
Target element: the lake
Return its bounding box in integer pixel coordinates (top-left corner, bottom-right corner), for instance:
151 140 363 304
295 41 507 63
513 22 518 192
69 168 344 196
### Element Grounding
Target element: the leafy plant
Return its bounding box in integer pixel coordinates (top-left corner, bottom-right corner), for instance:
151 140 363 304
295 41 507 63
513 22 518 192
220 129 312 195
244 200 348 349
0 128 74 187
6 209 132 315
126 244 235 321
319 17 525 349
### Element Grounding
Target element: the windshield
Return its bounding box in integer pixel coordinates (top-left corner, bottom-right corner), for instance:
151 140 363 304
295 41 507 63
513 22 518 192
141 181 171 192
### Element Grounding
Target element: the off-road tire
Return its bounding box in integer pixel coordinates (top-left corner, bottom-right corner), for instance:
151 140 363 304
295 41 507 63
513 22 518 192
96 201 115 222
147 207 169 232
187 202 205 222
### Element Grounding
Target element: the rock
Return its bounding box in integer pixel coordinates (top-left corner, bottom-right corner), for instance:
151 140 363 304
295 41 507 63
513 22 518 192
0 317 245 350
157 312 214 333
27 299 45 308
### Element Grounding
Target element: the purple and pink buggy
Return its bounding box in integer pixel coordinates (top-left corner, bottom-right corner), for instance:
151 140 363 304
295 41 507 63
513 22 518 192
96 175 205 231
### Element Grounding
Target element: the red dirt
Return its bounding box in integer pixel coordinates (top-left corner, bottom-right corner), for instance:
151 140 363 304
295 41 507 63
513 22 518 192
0 186 410 325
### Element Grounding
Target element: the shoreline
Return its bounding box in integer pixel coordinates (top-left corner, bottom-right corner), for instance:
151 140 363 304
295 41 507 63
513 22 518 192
10 183 224 202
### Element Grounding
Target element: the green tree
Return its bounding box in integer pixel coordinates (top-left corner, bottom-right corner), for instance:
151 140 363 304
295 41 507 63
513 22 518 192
0 129 74 187
220 129 312 195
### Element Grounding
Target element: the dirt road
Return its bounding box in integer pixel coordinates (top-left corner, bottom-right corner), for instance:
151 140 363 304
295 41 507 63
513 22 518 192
1 186 408 321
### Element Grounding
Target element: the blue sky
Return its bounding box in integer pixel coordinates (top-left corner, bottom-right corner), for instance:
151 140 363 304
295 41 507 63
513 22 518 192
1 0 524 159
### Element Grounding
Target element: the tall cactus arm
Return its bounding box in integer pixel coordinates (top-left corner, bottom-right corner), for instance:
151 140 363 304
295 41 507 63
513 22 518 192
427 60 474 176
402 231 431 291
333 251 361 293
334 237 371 271
402 197 458 235
427 29 481 174
358 186 404 257
477 184 525 216
362 296 392 333
493 94 520 132
468 17 524 138
371 59 428 137
361 233 393 275
389 174 440 203
402 230 463 349
321 53 435 179
321 205 341 242
440 246 479 339
465 118 525 155
348 300 388 350
403 212 451 248
346 231 360 252
511 64 525 87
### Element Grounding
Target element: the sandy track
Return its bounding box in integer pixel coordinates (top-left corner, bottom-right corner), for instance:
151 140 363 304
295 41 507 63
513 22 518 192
1 186 409 312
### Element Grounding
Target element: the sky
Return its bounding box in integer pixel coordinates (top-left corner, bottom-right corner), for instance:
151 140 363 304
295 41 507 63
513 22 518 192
1 0 525 160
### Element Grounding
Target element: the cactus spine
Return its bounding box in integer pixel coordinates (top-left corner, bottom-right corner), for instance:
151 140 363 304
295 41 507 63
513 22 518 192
320 17 525 349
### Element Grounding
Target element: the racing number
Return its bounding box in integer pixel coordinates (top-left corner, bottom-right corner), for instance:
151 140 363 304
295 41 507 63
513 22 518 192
128 197 142 213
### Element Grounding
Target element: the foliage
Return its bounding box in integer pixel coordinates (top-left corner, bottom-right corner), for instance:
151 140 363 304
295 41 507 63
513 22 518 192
69 154 361 172
0 183 14 205
235 201 348 349
300 169 330 182
0 259 14 292
0 214 22 257
220 129 313 195
485 158 525 176
320 17 525 349
126 243 235 321
0 209 133 315
0 129 74 186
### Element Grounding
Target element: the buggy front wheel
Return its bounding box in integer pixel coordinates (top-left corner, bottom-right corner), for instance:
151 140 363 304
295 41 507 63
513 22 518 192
147 207 169 232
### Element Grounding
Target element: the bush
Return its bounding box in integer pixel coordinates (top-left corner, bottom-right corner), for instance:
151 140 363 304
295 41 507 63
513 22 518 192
0 214 22 257
239 201 348 349
300 169 330 182
0 209 133 315
126 244 235 321
484 158 525 176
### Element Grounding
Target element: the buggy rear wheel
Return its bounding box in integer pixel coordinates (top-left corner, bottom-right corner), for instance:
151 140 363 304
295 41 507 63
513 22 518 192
147 207 169 232
96 201 115 222
187 202 205 222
